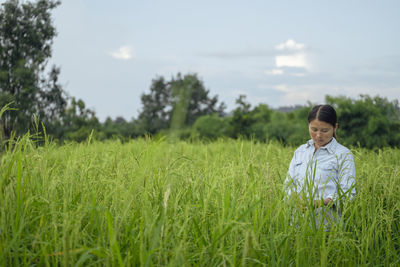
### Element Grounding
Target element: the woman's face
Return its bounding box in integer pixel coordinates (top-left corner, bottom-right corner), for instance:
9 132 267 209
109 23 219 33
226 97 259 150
308 119 337 149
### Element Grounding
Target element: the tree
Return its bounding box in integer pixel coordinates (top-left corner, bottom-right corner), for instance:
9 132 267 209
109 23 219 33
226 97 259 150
172 73 225 126
102 116 136 140
137 76 170 135
59 97 100 142
229 95 255 138
326 95 400 148
0 0 65 139
264 111 294 143
137 73 225 135
193 114 230 140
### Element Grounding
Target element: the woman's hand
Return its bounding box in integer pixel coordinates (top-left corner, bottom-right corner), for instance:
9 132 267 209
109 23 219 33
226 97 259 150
323 198 332 206
313 198 333 208
290 194 333 210
304 198 333 210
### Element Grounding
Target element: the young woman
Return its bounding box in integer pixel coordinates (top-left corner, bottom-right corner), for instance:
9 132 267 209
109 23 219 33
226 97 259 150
285 105 356 224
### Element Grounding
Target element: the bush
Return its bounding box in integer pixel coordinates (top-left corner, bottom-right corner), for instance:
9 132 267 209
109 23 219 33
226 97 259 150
193 114 230 140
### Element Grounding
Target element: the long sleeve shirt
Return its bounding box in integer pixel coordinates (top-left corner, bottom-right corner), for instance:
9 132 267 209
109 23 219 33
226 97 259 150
285 137 356 201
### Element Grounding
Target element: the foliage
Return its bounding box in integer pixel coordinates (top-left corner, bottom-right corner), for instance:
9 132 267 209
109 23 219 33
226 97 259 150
192 114 230 140
284 105 310 145
226 95 309 144
263 111 293 142
1 137 399 265
57 97 101 142
326 95 400 148
101 116 138 140
137 73 225 135
190 94 400 148
136 76 170 134
0 0 65 138
229 95 256 138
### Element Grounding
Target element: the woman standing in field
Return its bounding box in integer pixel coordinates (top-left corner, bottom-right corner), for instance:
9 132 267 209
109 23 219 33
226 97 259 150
285 104 356 225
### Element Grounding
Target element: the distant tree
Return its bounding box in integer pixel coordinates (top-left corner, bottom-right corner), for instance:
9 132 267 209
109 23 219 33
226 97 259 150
263 111 293 143
247 103 273 141
285 105 310 145
250 103 272 123
169 74 194 133
229 95 255 138
326 95 400 148
137 73 225 135
102 117 119 138
137 76 170 134
193 114 230 140
58 97 100 142
0 0 66 138
173 73 225 126
228 97 310 143
102 116 136 139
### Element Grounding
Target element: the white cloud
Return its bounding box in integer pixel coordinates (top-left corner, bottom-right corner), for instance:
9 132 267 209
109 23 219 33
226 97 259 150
275 39 305 51
110 46 134 60
265 39 312 75
292 73 306 77
275 53 308 69
264 69 284 75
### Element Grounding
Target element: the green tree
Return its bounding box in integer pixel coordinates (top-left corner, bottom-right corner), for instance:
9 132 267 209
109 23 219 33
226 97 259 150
137 76 170 135
264 111 293 143
248 103 273 141
285 105 310 145
326 95 400 148
229 95 255 138
59 97 100 142
0 0 65 139
137 73 225 135
169 74 194 133
193 114 230 140
102 116 136 140
173 73 225 126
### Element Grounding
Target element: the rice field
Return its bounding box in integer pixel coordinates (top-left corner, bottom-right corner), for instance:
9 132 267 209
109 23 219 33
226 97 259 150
0 135 399 266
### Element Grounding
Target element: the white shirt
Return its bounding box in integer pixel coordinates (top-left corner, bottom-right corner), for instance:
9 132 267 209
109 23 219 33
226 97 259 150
285 137 356 201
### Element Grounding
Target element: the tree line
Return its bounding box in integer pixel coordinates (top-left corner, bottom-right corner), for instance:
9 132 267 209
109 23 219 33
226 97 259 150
1 0 399 149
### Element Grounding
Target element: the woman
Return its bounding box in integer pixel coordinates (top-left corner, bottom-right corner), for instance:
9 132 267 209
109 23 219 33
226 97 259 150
285 104 356 225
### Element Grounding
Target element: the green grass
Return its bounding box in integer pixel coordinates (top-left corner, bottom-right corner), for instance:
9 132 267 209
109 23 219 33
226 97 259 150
0 135 399 266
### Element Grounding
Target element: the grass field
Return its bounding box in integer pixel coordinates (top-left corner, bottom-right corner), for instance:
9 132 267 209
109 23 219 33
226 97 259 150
0 135 399 266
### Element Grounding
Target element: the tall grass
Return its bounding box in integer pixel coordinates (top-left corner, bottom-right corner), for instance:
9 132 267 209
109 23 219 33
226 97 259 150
0 136 399 266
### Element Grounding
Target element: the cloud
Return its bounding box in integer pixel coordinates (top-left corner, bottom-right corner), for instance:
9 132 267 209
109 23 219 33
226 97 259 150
265 39 311 75
275 39 305 51
201 49 275 59
202 39 306 62
292 73 306 77
264 69 284 75
110 46 134 60
275 53 308 69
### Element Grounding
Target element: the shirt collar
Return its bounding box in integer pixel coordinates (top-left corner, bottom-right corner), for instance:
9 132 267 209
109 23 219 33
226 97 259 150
306 137 337 154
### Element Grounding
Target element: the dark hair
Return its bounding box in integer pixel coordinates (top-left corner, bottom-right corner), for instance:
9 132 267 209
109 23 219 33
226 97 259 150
308 104 337 139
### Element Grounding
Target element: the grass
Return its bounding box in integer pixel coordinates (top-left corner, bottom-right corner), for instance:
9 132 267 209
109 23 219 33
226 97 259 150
0 135 399 266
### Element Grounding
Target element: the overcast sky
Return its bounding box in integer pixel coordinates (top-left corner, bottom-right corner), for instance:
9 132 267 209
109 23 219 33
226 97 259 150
41 0 400 120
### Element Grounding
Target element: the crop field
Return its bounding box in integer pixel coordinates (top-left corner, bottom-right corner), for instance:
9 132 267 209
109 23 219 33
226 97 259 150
0 135 399 266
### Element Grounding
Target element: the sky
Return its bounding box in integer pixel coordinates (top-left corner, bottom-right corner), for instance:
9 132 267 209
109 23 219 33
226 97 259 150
23 0 400 120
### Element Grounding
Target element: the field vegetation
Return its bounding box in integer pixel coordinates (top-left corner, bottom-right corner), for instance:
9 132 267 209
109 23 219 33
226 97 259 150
1 135 399 266
1 2 400 265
